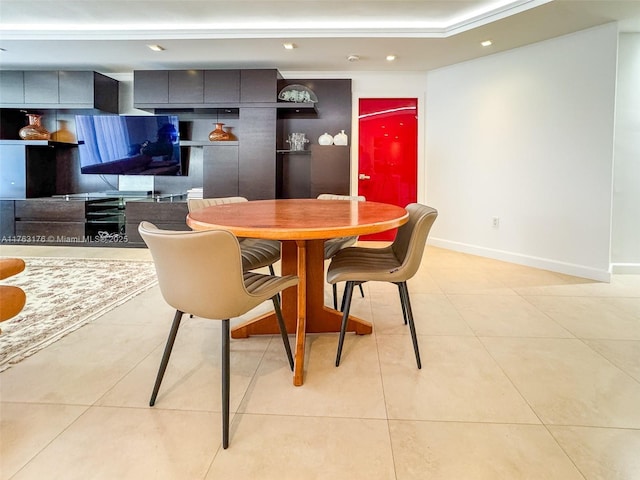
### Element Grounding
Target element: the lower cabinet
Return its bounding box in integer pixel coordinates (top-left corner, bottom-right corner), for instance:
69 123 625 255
125 200 190 245
0 201 16 238
278 151 311 198
9 198 125 245
14 199 86 242
310 145 350 197
278 145 350 199
203 144 239 198
238 107 276 200
0 142 57 199
2 197 189 247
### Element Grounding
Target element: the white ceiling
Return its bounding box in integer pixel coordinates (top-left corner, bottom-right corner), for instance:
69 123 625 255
1 0 639 73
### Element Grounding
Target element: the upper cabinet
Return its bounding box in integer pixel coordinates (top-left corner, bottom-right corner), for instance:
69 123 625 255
133 70 169 105
239 69 278 103
204 70 240 103
0 71 119 113
170 70 204 104
24 71 59 104
133 68 280 109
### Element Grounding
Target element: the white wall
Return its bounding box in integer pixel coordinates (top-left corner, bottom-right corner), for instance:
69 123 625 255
425 23 618 281
611 33 640 273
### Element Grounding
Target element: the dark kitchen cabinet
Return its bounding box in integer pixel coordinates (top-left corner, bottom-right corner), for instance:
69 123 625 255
24 71 59 105
134 68 279 108
0 71 24 104
203 144 240 198
240 69 279 103
125 199 189 244
135 69 207 106
133 70 169 105
204 70 240 103
14 198 87 240
0 141 57 198
169 70 204 104
0 70 119 112
310 145 350 197
238 107 277 200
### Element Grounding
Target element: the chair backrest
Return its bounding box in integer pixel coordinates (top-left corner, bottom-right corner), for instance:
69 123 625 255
317 194 367 255
187 197 248 212
317 194 366 202
139 221 261 320
390 203 438 280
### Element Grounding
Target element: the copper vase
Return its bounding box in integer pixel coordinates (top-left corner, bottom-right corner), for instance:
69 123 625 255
51 120 76 143
209 122 231 141
19 113 50 140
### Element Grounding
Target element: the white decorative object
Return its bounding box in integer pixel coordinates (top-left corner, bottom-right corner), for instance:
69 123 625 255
333 130 348 146
278 84 318 103
318 132 333 145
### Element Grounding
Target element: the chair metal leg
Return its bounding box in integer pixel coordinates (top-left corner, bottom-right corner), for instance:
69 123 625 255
339 281 364 311
397 283 408 325
222 319 230 449
335 281 355 367
150 310 183 407
339 284 348 312
272 294 294 371
398 282 421 369
332 283 338 310
268 265 281 303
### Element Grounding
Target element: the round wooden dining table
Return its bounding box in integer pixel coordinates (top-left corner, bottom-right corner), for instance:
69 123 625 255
187 198 408 386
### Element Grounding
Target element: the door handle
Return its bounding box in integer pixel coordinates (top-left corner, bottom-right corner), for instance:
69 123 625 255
358 173 371 180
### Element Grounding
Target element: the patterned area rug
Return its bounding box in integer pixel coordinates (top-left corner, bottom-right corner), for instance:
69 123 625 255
0 257 158 372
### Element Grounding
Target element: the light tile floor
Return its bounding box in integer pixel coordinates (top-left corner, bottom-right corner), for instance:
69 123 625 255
1 244 639 480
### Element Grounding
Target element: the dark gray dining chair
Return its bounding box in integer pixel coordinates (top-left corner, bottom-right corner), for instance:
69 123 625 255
317 193 366 309
139 221 298 449
326 203 438 369
188 197 281 275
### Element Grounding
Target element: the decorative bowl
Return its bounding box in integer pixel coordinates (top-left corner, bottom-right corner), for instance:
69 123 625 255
278 84 318 103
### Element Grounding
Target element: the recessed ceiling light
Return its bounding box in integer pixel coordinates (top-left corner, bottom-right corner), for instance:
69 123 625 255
481 40 493 47
386 55 396 61
147 44 165 52
283 42 296 50
347 54 360 62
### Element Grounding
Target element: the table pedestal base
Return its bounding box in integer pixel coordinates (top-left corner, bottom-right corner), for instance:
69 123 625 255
231 239 372 386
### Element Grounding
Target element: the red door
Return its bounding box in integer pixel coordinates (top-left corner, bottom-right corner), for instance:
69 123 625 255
358 98 418 240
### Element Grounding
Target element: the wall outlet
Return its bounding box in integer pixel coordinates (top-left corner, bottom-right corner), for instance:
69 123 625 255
492 216 500 228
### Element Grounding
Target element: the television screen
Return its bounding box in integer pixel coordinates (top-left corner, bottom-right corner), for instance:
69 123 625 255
75 115 182 175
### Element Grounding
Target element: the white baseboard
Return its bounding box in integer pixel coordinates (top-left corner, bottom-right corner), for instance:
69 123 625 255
611 263 640 274
429 238 612 282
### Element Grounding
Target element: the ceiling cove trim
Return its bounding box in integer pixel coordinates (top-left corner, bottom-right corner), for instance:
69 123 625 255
0 0 552 41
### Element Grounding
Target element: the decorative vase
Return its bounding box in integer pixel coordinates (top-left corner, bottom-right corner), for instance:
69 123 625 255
19 113 50 140
209 122 231 141
333 130 348 146
318 132 333 145
286 132 309 151
51 120 76 143
222 126 237 141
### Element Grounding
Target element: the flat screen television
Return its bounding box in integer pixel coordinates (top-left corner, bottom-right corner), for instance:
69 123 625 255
75 115 182 175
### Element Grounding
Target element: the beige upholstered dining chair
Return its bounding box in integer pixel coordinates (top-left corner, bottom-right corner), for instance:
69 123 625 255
139 221 298 449
188 197 281 275
316 194 366 309
326 203 438 369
